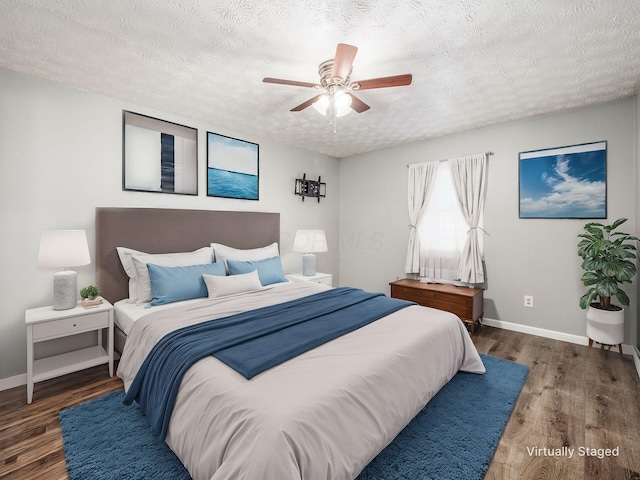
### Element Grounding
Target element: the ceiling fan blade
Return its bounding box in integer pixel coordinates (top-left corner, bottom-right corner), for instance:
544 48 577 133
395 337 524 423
291 95 324 112
352 74 412 90
347 93 370 113
263 77 318 88
332 43 358 82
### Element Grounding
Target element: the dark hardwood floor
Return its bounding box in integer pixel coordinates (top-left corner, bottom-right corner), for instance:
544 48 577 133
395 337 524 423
474 326 640 480
1 326 639 480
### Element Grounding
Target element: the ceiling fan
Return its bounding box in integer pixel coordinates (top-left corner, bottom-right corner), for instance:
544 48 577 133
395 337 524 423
263 43 412 131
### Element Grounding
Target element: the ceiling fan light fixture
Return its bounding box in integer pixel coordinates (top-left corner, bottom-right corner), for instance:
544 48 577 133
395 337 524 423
336 106 352 118
265 43 409 129
312 92 351 117
312 94 329 115
334 90 352 116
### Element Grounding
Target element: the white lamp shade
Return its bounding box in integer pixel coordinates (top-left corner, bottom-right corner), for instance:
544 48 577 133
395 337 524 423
312 95 330 116
292 230 328 253
37 230 91 268
312 92 352 117
334 90 352 117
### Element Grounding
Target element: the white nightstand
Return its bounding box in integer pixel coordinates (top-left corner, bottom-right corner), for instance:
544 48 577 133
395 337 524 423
287 272 333 287
25 299 114 404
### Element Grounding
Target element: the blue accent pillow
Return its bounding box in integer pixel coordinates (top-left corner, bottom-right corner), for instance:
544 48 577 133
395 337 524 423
226 256 288 286
147 262 226 306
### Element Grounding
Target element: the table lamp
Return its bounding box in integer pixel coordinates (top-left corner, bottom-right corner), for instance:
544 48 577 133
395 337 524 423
292 230 328 276
37 230 91 310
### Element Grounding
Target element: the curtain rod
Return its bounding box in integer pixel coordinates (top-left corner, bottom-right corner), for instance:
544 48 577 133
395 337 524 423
407 151 493 168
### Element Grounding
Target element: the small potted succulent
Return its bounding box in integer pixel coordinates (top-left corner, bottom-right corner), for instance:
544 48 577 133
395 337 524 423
80 285 100 301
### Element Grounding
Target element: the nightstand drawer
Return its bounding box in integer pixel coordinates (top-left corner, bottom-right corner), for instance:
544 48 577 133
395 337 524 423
315 276 333 286
287 273 333 287
32 311 110 341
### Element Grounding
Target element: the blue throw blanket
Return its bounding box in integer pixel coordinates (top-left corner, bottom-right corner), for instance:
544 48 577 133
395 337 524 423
124 287 414 439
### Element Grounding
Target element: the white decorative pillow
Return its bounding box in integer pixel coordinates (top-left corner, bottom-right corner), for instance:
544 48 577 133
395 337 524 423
131 246 214 304
203 269 263 298
211 242 279 270
116 246 146 302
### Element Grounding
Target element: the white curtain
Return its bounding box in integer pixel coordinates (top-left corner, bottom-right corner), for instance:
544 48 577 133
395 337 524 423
417 161 469 281
449 153 488 284
405 162 439 274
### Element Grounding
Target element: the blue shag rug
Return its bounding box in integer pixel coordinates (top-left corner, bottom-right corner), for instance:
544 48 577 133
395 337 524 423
60 354 527 480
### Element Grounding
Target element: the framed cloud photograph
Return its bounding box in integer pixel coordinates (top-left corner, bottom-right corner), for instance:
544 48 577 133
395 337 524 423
207 132 259 200
519 141 607 219
122 111 198 195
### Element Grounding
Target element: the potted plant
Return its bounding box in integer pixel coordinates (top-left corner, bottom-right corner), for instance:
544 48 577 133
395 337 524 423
578 218 638 348
80 285 100 301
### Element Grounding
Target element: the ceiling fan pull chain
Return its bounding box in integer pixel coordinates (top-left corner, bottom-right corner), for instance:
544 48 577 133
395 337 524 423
328 88 337 133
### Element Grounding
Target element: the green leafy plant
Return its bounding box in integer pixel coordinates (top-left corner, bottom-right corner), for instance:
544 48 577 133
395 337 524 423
578 218 638 310
80 285 100 300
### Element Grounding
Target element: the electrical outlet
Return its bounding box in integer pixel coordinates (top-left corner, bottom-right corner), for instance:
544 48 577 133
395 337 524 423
524 295 534 308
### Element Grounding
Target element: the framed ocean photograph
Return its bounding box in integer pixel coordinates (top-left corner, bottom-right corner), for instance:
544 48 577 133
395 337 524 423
122 111 198 195
519 141 607 219
207 132 259 200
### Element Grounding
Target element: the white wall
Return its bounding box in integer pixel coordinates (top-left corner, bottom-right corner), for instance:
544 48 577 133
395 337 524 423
339 98 637 346
0 68 339 381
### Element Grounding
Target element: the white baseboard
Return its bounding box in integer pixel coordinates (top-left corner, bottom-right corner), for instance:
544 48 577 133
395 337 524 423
634 346 640 379
481 317 636 356
0 373 26 392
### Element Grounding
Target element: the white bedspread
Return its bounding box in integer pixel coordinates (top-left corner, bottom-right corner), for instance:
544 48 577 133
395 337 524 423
114 297 206 335
117 282 485 480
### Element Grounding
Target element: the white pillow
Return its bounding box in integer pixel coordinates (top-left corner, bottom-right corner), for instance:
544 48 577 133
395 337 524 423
203 270 263 298
116 247 146 302
211 242 279 269
130 247 214 304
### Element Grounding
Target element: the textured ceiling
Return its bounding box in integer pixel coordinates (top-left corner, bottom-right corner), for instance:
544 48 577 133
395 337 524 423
1 0 639 158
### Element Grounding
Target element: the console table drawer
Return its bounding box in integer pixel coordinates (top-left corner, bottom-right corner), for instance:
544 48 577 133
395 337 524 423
32 311 110 341
393 290 471 318
391 286 468 306
421 298 472 318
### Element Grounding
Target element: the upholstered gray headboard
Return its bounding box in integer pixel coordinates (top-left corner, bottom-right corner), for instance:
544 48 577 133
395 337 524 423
95 207 280 304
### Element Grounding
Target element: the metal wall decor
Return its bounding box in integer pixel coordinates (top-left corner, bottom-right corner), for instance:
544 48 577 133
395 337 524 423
295 174 326 202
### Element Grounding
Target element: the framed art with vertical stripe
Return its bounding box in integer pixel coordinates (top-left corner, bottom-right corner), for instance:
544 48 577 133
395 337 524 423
123 111 198 195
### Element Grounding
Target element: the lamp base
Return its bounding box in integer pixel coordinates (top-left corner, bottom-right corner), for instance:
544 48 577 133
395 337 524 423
53 270 77 310
302 254 317 276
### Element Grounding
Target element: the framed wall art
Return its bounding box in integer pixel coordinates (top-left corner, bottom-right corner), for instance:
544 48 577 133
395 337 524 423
207 132 259 200
519 141 607 219
123 111 198 195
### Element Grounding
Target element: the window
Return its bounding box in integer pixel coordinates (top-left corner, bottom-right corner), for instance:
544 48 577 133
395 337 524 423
417 161 483 282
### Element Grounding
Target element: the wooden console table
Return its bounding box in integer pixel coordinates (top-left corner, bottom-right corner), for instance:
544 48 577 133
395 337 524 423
389 279 484 332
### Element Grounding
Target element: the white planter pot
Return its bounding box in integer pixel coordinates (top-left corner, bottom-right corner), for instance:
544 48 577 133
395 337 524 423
586 305 624 345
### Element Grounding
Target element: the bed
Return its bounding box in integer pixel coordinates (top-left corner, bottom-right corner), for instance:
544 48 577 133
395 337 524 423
95 207 485 480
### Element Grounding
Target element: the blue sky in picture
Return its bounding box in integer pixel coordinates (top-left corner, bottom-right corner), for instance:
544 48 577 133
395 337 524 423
208 133 258 175
519 143 606 218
